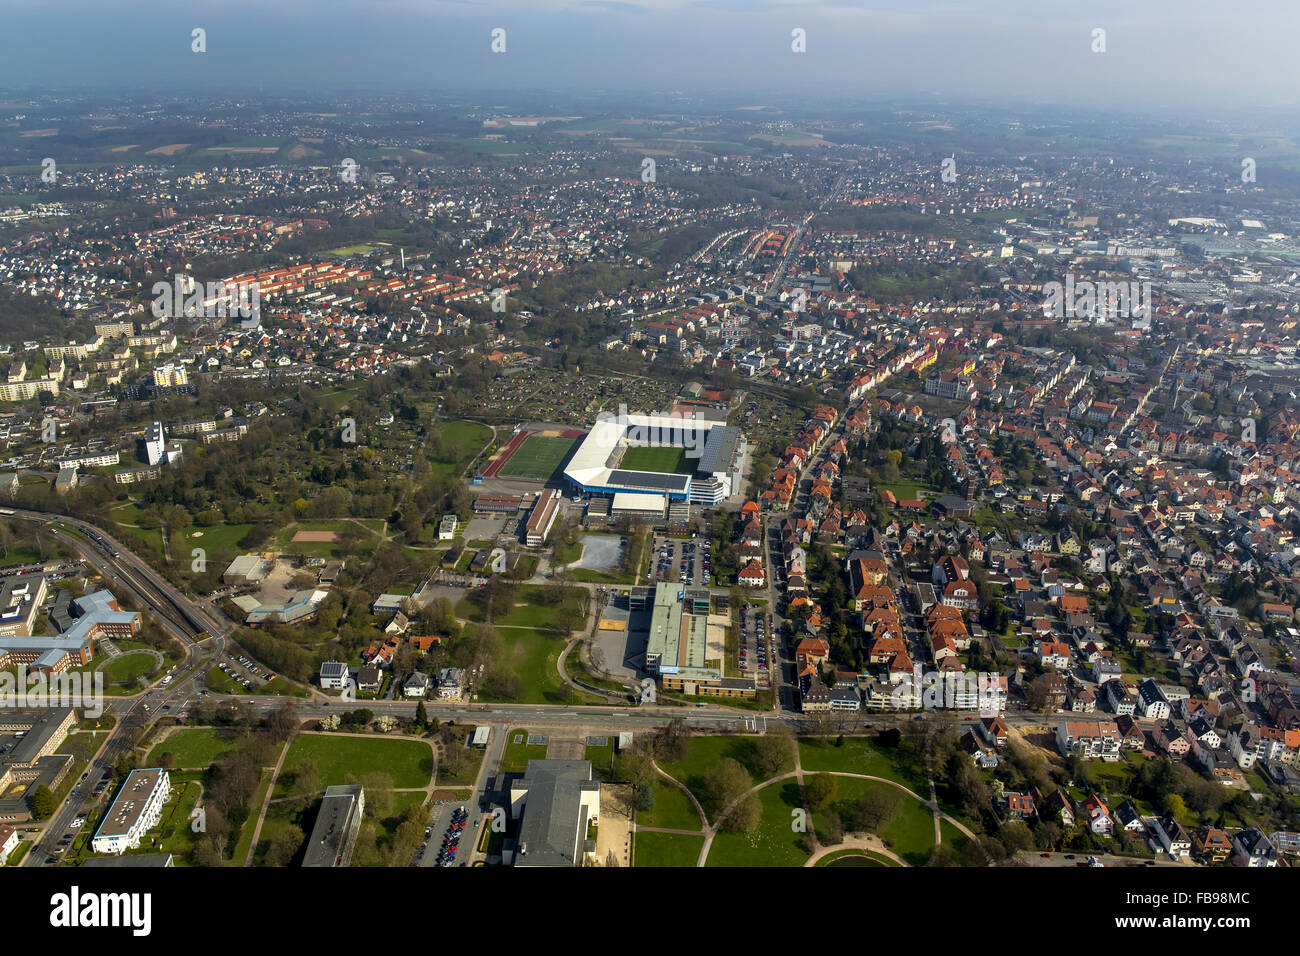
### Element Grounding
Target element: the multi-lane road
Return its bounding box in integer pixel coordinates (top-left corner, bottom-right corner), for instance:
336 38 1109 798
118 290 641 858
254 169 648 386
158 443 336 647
10 503 1063 866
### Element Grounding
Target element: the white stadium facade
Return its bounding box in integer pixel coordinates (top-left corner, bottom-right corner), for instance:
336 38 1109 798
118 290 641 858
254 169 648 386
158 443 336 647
563 412 745 507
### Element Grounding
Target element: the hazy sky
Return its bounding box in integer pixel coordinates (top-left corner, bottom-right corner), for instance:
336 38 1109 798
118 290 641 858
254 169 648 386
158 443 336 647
4 0 1298 112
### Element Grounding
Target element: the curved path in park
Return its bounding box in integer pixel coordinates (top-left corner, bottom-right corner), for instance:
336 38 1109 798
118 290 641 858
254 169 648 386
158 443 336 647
636 740 978 868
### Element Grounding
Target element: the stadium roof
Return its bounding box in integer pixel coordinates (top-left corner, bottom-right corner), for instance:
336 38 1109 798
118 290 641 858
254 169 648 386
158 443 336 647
696 424 740 476
607 470 690 493
564 411 723 495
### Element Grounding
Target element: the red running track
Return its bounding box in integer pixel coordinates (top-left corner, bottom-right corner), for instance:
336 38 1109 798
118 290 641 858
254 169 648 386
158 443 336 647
478 429 529 479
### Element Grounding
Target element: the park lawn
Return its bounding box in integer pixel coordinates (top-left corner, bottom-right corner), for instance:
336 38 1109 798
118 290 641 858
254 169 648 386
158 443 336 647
148 728 276 768
812 777 936 867
658 735 793 820
635 831 704 868
228 768 274 866
816 848 900 867
552 537 582 565
798 737 930 794
317 383 363 411
100 651 158 686
940 819 970 855
477 627 601 705
253 798 303 866
376 791 428 837
499 728 550 775
183 522 254 562
497 434 578 480
0 541 44 567
5 841 31 866
704 781 810 867
584 741 615 779
636 778 704 832
620 445 693 475
459 585 588 631
493 603 561 629
436 743 484 787
430 420 493 475
271 519 384 560
274 734 435 796
154 780 206 863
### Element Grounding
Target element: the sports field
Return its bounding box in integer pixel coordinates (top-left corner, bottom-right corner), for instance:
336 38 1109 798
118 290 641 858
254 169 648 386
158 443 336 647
620 445 694 474
497 435 579 480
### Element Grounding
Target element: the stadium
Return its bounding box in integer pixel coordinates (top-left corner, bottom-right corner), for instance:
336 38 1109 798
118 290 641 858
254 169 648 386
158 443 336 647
563 411 745 508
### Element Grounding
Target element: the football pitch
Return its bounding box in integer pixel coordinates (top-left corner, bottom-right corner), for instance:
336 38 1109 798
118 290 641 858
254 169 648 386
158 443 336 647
620 445 694 474
498 435 579 480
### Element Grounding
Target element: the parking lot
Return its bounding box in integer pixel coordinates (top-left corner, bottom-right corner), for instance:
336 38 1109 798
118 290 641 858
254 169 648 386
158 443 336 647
737 602 774 684
417 800 474 868
649 532 712 586
217 652 273 690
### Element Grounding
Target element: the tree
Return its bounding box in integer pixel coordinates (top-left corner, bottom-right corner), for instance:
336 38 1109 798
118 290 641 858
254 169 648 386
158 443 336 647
820 809 843 846
927 844 961 867
631 784 655 813
753 727 794 777
414 701 428 730
702 757 752 817
724 792 762 833
654 718 691 764
847 787 902 833
30 785 57 819
804 774 837 812
999 821 1035 856
264 824 304 866
265 700 298 741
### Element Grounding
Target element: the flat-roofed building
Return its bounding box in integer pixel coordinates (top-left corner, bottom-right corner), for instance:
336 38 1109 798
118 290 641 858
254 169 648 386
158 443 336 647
0 575 47 638
0 708 76 769
222 554 269 586
0 822 18 864
644 585 755 699
91 768 172 855
302 784 365 867
138 421 167 466
0 589 137 673
525 488 560 547
611 492 666 521
319 661 349 690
